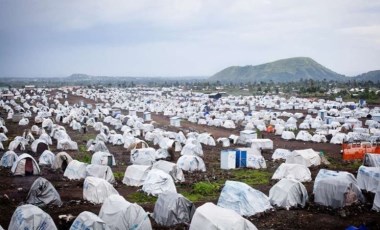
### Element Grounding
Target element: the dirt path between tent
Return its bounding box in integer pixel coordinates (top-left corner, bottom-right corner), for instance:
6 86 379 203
0 91 379 230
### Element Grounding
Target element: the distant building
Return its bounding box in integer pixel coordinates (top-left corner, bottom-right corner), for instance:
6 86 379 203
1 93 14 100
24 85 35 91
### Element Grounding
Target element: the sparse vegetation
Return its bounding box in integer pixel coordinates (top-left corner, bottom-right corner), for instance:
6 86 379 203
113 172 124 181
127 191 157 203
231 169 272 185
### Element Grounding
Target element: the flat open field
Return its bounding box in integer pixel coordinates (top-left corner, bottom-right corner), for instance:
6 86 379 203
0 91 379 230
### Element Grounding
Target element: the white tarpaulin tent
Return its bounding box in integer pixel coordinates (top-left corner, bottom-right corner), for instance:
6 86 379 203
313 169 364 208
272 163 312 182
91 151 116 166
26 177 62 207
131 147 156 165
142 169 177 196
269 178 308 210
11 153 40 176
70 211 109 230
281 131 295 140
52 152 73 170
64 160 88 180
296 131 312 141
153 192 195 226
86 164 115 183
177 155 206 172
0 150 18 167
286 149 321 167
217 180 272 216
38 150 55 166
363 153 380 167
122 165 152 186
250 139 273 150
271 148 292 161
152 160 185 183
99 194 152 230
8 204 57 230
190 202 258 230
357 166 380 193
83 177 119 204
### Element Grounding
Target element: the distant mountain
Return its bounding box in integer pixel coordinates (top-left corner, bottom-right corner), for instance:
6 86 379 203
353 70 380 82
209 57 346 83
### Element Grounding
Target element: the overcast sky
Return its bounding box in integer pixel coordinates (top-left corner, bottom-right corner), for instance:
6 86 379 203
0 0 379 77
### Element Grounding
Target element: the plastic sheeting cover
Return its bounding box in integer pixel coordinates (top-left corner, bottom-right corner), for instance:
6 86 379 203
153 192 195 226
269 178 308 209
8 204 57 230
26 177 62 207
189 202 258 230
70 211 109 230
99 194 152 230
217 180 272 216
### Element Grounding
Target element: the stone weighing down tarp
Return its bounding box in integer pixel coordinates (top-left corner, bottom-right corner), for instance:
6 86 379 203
153 192 195 226
217 180 272 216
190 202 258 230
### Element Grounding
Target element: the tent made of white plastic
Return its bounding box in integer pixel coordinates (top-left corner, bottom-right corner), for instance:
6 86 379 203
0 150 18 167
286 149 321 167
357 166 380 193
363 153 380 167
295 131 312 142
313 169 364 208
269 178 308 210
86 164 115 183
11 153 41 176
152 160 185 183
250 139 273 150
8 204 57 230
153 191 195 226
83 177 119 204
64 160 88 180
281 131 295 140
91 151 116 166
272 163 312 182
70 211 109 230
52 151 73 170
142 169 177 196
217 180 272 216
271 148 292 161
177 155 206 172
131 147 156 165
189 202 258 230
39 150 55 166
26 177 62 207
99 194 152 230
122 164 152 186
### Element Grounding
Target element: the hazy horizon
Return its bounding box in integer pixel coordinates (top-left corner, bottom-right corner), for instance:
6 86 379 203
1 1 379 77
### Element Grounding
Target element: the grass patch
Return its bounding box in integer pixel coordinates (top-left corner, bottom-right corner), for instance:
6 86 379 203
231 169 272 185
181 182 221 202
127 192 157 203
78 144 87 154
327 157 362 171
113 172 124 181
193 182 220 196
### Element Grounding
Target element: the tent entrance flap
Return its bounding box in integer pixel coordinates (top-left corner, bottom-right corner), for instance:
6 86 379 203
25 158 33 176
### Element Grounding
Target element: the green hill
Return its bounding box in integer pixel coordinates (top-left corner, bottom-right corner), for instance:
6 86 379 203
209 57 346 83
353 70 380 82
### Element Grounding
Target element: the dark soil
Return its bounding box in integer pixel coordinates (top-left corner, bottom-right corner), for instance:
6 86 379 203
0 91 379 230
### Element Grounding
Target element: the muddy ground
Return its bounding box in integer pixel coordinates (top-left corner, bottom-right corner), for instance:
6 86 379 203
0 91 379 230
